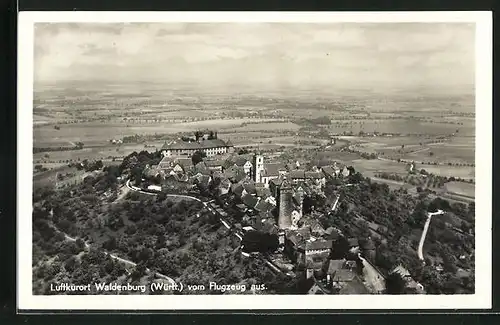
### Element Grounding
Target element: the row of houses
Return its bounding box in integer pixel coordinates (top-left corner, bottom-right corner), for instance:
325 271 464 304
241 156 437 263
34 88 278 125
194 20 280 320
149 152 352 189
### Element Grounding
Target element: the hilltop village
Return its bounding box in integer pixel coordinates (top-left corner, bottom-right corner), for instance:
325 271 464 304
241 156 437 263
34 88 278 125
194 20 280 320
126 130 430 294
33 128 474 296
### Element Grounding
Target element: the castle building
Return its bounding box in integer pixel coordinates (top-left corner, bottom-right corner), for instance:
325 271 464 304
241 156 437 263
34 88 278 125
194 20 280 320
161 131 234 158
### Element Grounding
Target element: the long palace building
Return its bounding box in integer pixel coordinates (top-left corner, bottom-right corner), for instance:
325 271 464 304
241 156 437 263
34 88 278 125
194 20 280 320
161 131 234 157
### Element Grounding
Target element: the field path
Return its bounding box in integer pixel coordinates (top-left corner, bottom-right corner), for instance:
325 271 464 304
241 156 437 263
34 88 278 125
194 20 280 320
417 210 445 263
408 147 430 155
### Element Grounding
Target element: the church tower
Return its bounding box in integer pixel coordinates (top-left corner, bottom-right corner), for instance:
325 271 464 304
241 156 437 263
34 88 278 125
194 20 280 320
252 152 264 183
278 178 293 230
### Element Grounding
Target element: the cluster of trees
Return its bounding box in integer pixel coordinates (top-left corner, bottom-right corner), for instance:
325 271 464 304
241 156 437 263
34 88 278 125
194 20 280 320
375 171 474 188
70 159 104 172
34 164 49 173
33 172 279 295
33 142 84 153
297 116 331 126
192 150 207 166
119 150 163 185
121 133 172 144
359 152 378 160
317 176 475 294
241 231 279 253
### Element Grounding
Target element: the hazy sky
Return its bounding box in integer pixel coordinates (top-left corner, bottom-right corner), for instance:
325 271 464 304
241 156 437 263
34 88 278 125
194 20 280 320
34 22 475 92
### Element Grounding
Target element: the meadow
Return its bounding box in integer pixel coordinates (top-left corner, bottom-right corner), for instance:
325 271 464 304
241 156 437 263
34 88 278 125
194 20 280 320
444 181 475 198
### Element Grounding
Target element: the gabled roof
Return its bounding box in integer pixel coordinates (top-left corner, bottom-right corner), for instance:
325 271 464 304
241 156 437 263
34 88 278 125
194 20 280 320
292 192 304 205
231 182 245 197
325 227 342 240
306 260 325 270
290 170 306 179
286 231 305 247
255 186 271 198
194 161 208 169
194 162 211 175
218 178 232 190
162 140 202 150
223 158 236 170
200 138 232 149
241 193 259 209
262 163 286 177
165 173 180 182
254 199 274 213
143 167 159 178
234 156 251 167
296 226 311 239
194 173 211 185
269 178 283 187
176 157 194 168
261 220 278 234
158 156 175 169
232 168 248 182
212 171 224 180
327 259 347 274
347 238 359 247
331 269 356 282
235 203 247 211
305 171 325 179
218 184 231 196
310 221 326 235
306 239 332 251
162 138 232 150
224 166 246 181
321 166 336 177
205 159 224 167
242 182 257 195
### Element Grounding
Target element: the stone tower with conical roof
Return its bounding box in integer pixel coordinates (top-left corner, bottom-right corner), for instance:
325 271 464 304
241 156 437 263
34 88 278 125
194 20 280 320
278 177 293 229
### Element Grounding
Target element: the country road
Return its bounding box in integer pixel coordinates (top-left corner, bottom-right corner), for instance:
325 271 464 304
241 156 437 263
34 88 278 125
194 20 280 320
358 254 386 293
417 209 445 262
126 179 204 203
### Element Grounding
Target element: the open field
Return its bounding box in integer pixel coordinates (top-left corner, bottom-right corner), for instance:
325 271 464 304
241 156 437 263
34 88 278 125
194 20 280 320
445 181 475 198
33 84 475 187
420 165 475 179
33 119 281 147
33 142 165 164
225 121 300 133
349 159 408 178
369 177 415 191
327 119 474 136
350 134 474 165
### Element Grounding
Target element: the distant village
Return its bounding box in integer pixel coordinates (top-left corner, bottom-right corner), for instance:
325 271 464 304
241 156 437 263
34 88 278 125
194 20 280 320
132 130 425 294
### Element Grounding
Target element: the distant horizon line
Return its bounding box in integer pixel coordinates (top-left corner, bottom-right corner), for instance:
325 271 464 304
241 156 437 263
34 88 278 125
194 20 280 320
33 79 475 93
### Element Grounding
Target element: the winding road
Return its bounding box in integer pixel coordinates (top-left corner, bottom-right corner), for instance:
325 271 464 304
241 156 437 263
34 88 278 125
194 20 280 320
417 209 445 263
125 179 286 276
126 179 205 204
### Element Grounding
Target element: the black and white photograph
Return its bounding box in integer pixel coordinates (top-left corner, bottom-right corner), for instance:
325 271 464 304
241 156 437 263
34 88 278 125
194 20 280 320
18 12 492 310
